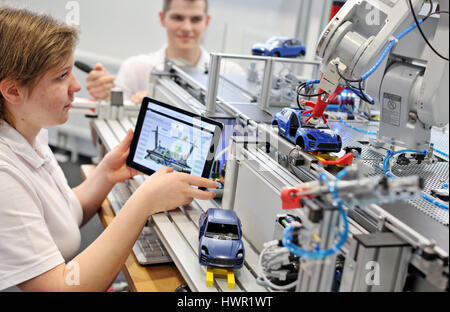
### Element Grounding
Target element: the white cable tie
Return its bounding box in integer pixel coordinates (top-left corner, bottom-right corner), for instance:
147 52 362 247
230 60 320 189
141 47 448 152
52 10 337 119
389 36 399 44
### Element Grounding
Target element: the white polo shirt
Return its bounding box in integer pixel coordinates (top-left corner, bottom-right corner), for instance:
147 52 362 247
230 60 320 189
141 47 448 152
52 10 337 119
0 121 83 291
115 44 244 101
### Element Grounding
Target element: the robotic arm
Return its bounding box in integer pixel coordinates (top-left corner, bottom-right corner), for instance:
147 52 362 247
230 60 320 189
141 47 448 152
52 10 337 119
307 0 448 150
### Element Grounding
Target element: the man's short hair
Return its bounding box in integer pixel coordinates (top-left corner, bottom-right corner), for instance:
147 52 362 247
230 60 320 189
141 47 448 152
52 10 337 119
162 0 208 14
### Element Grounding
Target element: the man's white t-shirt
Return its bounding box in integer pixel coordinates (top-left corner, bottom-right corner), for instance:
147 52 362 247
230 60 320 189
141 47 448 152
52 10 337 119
115 45 244 101
0 121 83 291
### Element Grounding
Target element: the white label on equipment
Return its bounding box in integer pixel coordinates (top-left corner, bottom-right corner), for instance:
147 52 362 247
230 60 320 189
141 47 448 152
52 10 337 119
382 93 401 127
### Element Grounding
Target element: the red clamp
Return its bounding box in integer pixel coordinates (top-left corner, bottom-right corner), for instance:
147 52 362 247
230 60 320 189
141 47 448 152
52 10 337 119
281 187 313 210
301 86 345 124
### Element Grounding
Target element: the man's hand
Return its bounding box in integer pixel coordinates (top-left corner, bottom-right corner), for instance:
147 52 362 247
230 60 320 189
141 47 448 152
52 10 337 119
86 63 116 100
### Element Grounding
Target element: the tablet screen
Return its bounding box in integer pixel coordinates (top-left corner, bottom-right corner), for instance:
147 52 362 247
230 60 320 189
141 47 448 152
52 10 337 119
128 98 223 178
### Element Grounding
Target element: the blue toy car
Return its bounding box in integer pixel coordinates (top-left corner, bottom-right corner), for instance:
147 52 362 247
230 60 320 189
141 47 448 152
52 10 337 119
198 208 245 269
272 108 342 153
252 37 306 58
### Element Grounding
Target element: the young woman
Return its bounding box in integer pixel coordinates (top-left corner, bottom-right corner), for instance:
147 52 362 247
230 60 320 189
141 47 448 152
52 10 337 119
0 6 217 292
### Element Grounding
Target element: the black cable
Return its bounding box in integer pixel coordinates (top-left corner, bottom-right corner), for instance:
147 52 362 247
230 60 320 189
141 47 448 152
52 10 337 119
335 63 362 83
408 0 449 61
357 80 375 104
335 64 374 104
424 0 434 20
422 0 449 21
295 82 327 109
346 81 374 104
296 93 305 110
296 82 326 98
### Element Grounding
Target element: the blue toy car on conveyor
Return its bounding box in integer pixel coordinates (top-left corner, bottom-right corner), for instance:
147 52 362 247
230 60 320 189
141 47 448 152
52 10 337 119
272 107 342 153
198 208 245 269
252 37 306 58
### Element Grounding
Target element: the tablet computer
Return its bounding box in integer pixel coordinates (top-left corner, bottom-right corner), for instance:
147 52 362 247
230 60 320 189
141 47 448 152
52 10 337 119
127 97 224 178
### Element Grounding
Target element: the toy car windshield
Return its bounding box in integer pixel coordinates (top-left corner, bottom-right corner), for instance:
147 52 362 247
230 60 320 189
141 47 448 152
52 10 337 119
205 222 239 240
267 38 284 46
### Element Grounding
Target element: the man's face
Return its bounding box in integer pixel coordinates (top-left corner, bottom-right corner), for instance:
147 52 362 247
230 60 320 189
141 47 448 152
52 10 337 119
160 0 210 52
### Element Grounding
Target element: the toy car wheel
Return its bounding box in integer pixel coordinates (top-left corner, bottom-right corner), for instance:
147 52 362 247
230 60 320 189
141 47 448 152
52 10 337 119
299 51 306 57
273 52 281 57
296 137 305 149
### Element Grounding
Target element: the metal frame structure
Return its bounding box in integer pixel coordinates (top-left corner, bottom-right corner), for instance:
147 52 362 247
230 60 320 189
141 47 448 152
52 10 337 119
88 52 448 292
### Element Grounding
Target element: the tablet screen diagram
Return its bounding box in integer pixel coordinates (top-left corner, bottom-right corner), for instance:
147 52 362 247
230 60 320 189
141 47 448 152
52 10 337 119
146 124 194 174
132 103 215 177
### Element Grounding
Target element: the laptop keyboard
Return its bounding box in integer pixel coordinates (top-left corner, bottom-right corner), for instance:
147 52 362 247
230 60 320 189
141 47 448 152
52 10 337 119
107 181 172 265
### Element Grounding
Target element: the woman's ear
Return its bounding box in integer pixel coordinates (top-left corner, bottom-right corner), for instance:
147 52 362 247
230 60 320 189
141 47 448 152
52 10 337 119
0 79 24 105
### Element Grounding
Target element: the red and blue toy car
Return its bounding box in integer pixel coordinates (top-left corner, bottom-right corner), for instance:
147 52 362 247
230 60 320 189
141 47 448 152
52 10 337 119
272 107 342 153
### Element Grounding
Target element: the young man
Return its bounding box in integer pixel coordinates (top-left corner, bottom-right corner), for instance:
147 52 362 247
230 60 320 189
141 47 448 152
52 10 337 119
87 0 213 104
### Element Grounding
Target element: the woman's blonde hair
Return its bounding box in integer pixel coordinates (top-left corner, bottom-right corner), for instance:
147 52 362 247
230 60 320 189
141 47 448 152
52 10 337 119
0 6 79 125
